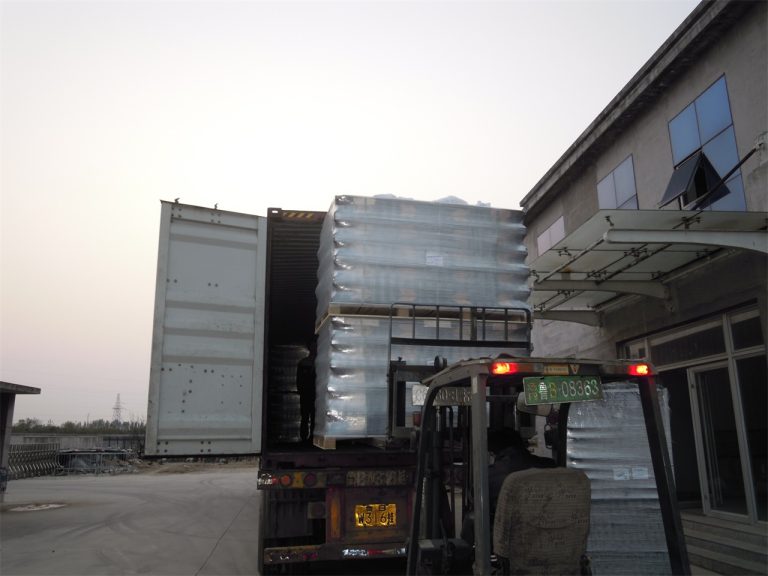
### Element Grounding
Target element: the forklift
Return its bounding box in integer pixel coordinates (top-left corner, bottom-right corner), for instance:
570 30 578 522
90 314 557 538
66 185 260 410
405 355 691 575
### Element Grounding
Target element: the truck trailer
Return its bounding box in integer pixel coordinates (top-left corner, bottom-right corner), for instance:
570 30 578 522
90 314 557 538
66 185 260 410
145 197 532 572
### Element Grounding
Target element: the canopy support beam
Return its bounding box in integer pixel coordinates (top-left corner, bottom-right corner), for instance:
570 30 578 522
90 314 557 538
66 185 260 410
535 279 669 299
604 228 768 254
533 310 602 327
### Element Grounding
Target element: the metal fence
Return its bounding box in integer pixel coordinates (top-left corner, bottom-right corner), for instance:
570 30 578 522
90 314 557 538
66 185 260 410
11 433 144 453
57 449 135 475
8 443 61 479
8 444 139 478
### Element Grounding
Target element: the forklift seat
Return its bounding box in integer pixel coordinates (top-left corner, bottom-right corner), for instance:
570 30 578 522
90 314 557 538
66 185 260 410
493 467 591 575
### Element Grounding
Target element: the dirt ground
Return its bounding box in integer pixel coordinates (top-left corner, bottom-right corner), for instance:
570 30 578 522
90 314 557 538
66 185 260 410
132 457 259 475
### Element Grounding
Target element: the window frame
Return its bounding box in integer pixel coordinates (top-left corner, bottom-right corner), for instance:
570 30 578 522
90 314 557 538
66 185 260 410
666 75 746 211
536 216 565 256
597 154 638 210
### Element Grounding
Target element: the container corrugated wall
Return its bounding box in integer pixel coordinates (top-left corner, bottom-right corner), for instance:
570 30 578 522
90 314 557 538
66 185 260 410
145 202 267 456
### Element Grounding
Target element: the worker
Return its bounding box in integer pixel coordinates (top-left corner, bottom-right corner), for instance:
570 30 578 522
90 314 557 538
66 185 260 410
461 427 555 545
488 427 556 512
296 338 317 444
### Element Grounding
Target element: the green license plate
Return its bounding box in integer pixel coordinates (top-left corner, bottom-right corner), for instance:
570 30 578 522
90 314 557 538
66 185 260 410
523 376 603 405
354 503 397 528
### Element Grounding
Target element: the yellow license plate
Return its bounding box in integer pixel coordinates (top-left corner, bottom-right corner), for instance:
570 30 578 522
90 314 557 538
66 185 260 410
354 503 397 528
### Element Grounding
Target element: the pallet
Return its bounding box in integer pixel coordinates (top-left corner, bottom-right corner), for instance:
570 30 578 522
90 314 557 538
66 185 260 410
312 434 388 450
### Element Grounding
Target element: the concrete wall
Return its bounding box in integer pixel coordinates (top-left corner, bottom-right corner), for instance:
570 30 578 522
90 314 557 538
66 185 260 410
611 0 768 212
525 168 597 261
527 3 767 358
526 1 767 264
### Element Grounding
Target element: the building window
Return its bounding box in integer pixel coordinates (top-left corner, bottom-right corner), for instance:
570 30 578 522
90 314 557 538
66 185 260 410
536 216 564 255
623 307 764 370
667 76 746 211
597 155 638 209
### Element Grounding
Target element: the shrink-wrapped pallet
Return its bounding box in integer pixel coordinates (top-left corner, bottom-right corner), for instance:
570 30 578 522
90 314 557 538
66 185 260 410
567 382 673 575
315 315 528 438
315 195 530 317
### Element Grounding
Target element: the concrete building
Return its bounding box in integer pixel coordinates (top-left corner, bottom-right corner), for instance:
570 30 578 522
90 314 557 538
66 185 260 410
520 1 766 572
1 381 41 501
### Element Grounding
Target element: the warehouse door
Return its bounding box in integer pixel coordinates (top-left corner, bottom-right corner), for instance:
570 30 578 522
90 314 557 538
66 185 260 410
689 362 749 518
626 306 766 524
688 351 767 523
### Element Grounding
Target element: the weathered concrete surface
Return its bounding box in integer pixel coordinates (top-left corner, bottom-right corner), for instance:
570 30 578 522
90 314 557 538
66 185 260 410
0 467 261 575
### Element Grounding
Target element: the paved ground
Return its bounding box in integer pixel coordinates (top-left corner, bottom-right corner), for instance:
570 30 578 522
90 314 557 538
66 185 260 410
1 465 262 576
3 464 707 576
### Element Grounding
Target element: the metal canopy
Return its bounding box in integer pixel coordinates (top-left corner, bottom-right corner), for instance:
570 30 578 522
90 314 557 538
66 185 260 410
0 381 40 395
529 209 768 325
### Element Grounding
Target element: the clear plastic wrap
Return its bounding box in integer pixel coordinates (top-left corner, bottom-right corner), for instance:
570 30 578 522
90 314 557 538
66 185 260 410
315 195 530 316
567 382 673 575
314 315 528 438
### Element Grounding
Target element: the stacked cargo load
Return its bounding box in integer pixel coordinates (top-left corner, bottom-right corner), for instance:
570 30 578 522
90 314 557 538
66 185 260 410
266 345 307 443
316 195 530 315
567 382 673 575
313 195 531 442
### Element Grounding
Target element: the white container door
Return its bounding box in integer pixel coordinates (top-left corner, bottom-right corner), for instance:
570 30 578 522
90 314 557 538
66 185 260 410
146 202 267 456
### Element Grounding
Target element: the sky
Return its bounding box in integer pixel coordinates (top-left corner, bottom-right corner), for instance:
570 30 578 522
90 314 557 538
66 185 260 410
1 0 700 425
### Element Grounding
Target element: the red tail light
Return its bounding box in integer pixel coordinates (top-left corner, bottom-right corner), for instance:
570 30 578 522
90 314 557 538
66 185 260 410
491 361 519 375
628 363 651 376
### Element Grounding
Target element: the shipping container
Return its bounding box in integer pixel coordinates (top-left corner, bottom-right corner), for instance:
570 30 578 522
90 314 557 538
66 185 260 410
145 197 533 572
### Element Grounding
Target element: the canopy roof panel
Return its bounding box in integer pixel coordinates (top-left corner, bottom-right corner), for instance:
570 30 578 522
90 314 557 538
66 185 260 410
529 209 767 322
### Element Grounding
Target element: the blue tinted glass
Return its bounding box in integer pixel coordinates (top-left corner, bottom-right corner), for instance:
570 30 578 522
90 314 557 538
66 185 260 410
597 173 616 209
696 77 732 143
613 156 636 205
618 196 638 210
710 174 746 211
669 104 701 165
702 126 739 178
